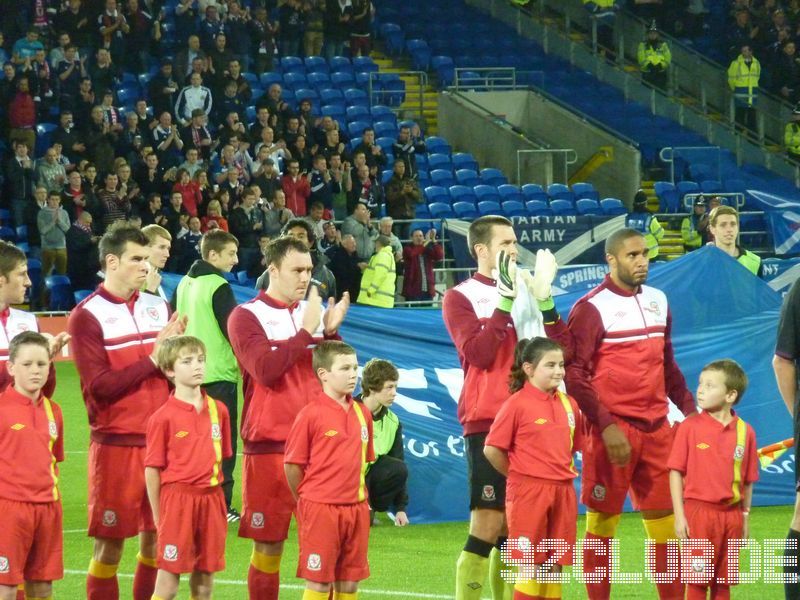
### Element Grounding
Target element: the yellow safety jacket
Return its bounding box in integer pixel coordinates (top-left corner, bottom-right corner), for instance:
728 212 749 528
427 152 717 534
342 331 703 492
637 41 671 71
681 216 703 250
357 246 396 308
583 0 615 6
727 55 761 106
786 122 800 155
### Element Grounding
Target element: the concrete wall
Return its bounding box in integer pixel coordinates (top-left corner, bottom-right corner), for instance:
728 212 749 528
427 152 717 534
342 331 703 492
439 90 641 203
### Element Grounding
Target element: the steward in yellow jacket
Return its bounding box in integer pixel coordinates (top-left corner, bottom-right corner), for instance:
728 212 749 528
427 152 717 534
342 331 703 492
357 236 397 308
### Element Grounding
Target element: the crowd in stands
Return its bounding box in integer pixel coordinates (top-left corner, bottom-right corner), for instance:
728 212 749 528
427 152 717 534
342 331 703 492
0 0 449 306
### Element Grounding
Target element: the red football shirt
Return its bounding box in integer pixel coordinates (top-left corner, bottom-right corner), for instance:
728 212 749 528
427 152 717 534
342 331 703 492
667 411 759 506
0 386 64 503
485 382 583 482
145 392 233 488
285 392 375 505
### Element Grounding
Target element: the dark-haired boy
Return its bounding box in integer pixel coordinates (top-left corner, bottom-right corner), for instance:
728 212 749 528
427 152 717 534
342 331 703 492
285 340 374 600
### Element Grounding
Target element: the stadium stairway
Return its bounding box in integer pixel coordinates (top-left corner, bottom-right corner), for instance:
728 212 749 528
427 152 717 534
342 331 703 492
372 51 440 135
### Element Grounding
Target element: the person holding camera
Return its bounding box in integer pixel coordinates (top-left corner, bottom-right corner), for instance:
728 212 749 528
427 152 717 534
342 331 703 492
392 124 426 179
385 160 421 240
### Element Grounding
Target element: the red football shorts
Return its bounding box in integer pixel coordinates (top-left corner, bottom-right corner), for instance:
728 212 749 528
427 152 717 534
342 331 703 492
156 484 227 574
0 498 63 585
505 476 577 566
581 418 675 513
88 442 155 538
682 499 745 587
296 498 370 583
239 453 295 543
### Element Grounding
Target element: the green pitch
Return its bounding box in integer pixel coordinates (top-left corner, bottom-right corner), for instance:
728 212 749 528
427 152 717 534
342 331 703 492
51 362 794 599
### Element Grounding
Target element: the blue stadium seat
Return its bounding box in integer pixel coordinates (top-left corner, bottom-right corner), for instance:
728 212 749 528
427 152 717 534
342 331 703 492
380 23 404 56
375 137 394 154
576 199 602 215
344 88 369 107
374 121 397 139
571 182 600 201
430 169 455 188
352 56 379 73
293 87 319 103
307 72 331 88
424 185 450 204
331 71 356 89
452 201 479 219
304 56 329 73
346 105 370 121
415 203 432 220
659 190 680 213
347 120 371 139
116 86 141 106
455 169 480 187
526 200 553 216
15 242 29 255
282 72 308 89
676 181 700 200
449 183 477 203
600 198 627 215
329 56 352 72
320 88 344 104
16 225 28 242
0 209 10 225
549 199 578 216
477 200 502 216
452 152 478 172
406 39 431 71
35 123 57 156
427 153 453 171
245 105 256 123
497 184 524 204
480 168 508 187
474 184 501 204
0 227 15 241
45 275 73 311
73 289 93 304
425 136 452 155
522 184 548 203
27 259 41 302
260 72 283 88
280 56 305 72
236 270 255 287
415 155 429 171
654 181 676 197
428 202 455 219
547 183 575 203
701 180 723 194
382 79 406 107
381 169 393 185
321 103 346 122
371 105 396 123
501 200 528 217
242 72 259 85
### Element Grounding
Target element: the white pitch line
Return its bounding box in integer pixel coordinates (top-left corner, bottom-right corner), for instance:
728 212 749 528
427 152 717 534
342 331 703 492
63 528 87 533
63 569 453 598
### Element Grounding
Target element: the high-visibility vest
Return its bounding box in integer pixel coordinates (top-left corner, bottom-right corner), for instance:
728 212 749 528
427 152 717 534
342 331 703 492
738 249 761 276
626 212 664 259
637 41 671 70
727 55 761 106
583 0 615 7
786 122 800 155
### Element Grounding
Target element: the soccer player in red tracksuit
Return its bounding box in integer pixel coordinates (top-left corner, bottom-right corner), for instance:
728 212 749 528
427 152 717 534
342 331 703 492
669 359 759 600
285 341 374 600
68 225 186 600
145 336 232 600
0 241 69 400
0 332 64 600
565 228 695 600
228 236 350 600
443 216 568 600
484 337 582 600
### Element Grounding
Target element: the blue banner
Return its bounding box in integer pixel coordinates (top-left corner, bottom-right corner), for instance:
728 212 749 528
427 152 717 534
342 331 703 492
163 246 797 524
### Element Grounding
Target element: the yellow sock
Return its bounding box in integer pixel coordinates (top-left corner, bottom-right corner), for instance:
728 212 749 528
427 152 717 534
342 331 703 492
88 558 119 579
151 596 167 600
302 590 330 600
333 593 358 600
514 580 541 597
26 597 53 600
642 514 676 543
540 581 563 598
137 552 158 568
250 549 281 573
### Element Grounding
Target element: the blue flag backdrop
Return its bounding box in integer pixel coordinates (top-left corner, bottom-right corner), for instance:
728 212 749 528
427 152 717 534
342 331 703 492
163 246 797 524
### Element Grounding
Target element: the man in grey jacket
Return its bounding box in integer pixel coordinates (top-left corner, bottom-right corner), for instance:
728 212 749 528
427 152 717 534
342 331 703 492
341 201 377 261
38 190 71 304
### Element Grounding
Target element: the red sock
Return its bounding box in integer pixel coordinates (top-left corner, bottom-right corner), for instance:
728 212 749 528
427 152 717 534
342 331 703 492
247 564 280 600
583 532 611 600
652 542 684 600
132 555 158 600
710 584 730 599
86 574 119 600
686 584 708 599
16 585 24 600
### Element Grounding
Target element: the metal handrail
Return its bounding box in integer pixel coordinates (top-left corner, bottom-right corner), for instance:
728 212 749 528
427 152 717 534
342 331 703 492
516 148 578 184
367 71 428 122
658 146 722 183
453 67 517 90
683 192 746 210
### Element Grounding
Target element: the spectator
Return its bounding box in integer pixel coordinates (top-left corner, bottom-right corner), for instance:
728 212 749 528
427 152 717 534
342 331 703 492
727 8 758 59
278 0 304 57
771 39 800 103
55 44 87 106
787 103 800 161
357 234 396 308
402 228 443 303
57 0 93 50
207 33 235 89
38 189 71 281
135 151 168 200
62 169 101 227
324 0 352 61
328 152 351 219
182 109 214 162
625 190 664 260
251 6 277 73
175 72 213 127
12 28 44 66
318 220 339 254
357 358 410 526
303 0 326 56
385 160 421 239
97 0 130 62
308 153 335 213
728 43 760 132
246 232 271 279
173 167 203 217
281 158 311 215
125 0 157 72
202 199 229 232
149 59 180 118
36 146 67 193
291 134 314 173
328 233 364 301
163 189 190 239
6 140 35 227
305 200 327 240
349 162 382 218
174 35 206 81
97 171 131 230
23 186 48 260
177 216 203 271
637 22 671 91
229 187 265 272
74 77 95 130
349 0 372 57
66 211 100 290
681 196 708 252
251 153 281 200
7 77 36 153
152 111 184 169
342 201 376 260
52 111 85 166
392 125 425 178
84 104 118 177
224 59 252 103
263 188 294 237
199 4 225 51
88 47 118 93
377 216 403 260
354 126 387 170
138 192 168 228
254 126 291 169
